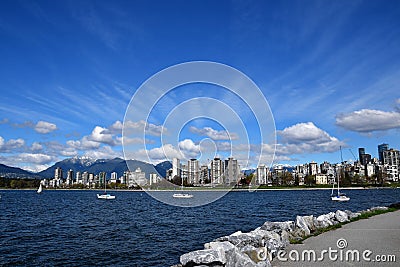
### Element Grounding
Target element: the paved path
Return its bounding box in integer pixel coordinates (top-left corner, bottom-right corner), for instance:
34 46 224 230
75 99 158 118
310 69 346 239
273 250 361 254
272 210 400 267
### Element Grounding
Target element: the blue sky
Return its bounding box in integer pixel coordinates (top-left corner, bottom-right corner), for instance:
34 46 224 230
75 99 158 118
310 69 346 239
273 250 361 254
0 0 400 172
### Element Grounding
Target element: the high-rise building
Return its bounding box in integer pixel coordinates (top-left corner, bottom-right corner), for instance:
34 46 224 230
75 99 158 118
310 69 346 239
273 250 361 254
66 169 74 186
54 167 63 179
172 158 181 178
256 164 267 185
383 149 400 166
128 167 147 187
211 158 223 184
99 172 106 184
308 161 318 176
82 171 89 185
358 147 365 162
75 171 82 184
200 165 209 183
111 172 118 181
187 159 199 184
149 173 160 185
224 157 239 185
378 143 389 163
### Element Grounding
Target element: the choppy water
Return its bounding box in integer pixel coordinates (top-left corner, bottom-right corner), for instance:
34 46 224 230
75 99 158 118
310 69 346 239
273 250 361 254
0 189 399 266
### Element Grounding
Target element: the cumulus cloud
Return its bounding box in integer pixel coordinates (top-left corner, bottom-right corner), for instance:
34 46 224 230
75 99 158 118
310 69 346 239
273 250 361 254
30 142 43 152
34 121 57 134
178 139 201 157
336 109 400 132
0 136 25 152
276 122 345 155
279 122 333 144
67 124 121 150
189 126 239 140
90 126 116 145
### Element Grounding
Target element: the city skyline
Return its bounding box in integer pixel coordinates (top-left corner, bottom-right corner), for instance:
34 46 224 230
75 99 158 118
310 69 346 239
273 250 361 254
1 1 400 172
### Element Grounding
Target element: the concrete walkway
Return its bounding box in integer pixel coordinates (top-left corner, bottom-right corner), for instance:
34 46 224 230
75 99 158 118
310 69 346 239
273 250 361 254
272 210 400 267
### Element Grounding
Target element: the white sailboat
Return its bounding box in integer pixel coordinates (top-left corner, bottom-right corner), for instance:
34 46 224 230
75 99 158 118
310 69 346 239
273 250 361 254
331 146 350 202
97 179 115 200
37 183 43 194
173 176 193 198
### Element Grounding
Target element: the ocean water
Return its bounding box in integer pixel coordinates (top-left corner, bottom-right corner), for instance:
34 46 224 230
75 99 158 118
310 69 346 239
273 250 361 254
0 189 399 266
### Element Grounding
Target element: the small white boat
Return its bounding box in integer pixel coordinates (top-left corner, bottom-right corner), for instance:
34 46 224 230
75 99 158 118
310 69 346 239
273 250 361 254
97 193 116 200
331 194 350 202
173 193 193 198
37 183 43 194
97 179 115 200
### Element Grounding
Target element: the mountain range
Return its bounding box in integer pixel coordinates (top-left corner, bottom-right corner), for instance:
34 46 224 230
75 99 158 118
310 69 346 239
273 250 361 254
0 157 172 179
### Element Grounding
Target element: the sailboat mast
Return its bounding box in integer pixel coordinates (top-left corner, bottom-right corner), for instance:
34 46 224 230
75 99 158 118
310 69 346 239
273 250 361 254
339 146 344 193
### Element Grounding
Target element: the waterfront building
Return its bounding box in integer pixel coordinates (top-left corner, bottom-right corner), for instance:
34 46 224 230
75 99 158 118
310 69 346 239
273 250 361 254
75 171 82 184
99 172 106 185
224 157 240 185
211 158 223 184
187 159 199 184
181 164 188 182
315 174 328 185
308 161 318 176
256 164 267 185
66 169 74 186
359 147 372 165
82 171 89 185
128 167 147 187
149 173 160 185
111 172 118 181
88 173 95 186
272 165 284 185
200 165 209 184
365 163 375 177
54 167 63 179
172 158 181 178
383 149 400 182
378 143 389 163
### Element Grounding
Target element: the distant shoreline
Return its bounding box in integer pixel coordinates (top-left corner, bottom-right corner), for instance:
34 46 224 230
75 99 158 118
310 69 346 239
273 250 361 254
1 187 396 192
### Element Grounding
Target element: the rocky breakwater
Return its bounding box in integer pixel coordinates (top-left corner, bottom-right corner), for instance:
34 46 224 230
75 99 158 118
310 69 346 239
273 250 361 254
172 206 390 267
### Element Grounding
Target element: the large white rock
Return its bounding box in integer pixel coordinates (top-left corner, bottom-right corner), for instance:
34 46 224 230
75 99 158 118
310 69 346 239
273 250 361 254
226 247 271 267
335 210 349 223
295 215 311 236
302 215 315 232
180 248 226 266
204 241 236 251
316 214 334 228
260 221 295 233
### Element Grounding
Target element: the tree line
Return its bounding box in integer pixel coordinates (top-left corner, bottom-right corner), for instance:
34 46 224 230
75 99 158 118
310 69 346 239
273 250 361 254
0 177 41 189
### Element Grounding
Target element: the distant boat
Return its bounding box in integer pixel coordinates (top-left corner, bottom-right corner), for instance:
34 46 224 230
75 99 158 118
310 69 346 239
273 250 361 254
173 193 193 198
173 176 193 199
331 146 350 202
97 180 115 200
37 183 43 194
